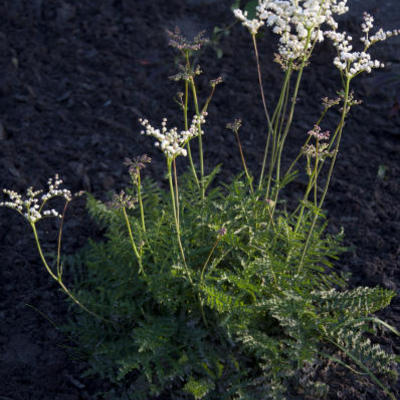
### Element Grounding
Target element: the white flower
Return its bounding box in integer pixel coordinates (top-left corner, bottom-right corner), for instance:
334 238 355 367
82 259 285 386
234 1 350 64
139 113 207 159
360 12 400 47
256 0 348 62
233 8 265 35
326 12 399 78
0 174 72 223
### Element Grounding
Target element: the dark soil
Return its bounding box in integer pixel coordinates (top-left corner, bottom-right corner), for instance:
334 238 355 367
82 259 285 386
0 1 399 399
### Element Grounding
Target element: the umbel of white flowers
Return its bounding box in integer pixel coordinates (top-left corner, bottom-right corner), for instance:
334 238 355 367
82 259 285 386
0 174 72 224
234 1 399 74
325 12 400 77
139 112 207 159
234 0 349 61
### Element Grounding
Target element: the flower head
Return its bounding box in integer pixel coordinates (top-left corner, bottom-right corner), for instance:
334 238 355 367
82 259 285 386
321 96 341 109
0 174 72 224
302 143 335 160
107 190 137 210
233 8 264 35
326 12 399 78
226 118 242 133
307 125 330 141
234 0 349 66
167 27 208 52
139 113 207 160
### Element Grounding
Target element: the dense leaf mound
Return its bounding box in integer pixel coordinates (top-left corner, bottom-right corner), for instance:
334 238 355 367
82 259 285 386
62 171 397 400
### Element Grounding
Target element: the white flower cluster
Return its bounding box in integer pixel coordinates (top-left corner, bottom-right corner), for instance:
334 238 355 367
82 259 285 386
233 9 264 35
42 175 72 202
0 174 72 223
139 113 207 159
234 0 349 62
360 12 400 47
326 12 399 78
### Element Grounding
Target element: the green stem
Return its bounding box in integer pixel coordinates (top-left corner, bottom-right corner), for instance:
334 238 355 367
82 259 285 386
269 30 314 215
283 105 330 182
31 223 106 321
167 159 192 284
264 67 293 198
294 157 318 233
297 77 351 274
202 84 216 114
189 77 205 199
200 237 221 284
183 57 200 189
173 159 180 226
251 33 275 190
251 33 273 129
313 145 319 206
270 59 307 213
56 201 69 278
122 206 144 275
137 171 146 233
167 159 207 326
234 129 253 193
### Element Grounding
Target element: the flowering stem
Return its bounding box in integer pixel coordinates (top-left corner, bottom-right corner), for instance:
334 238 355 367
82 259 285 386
313 146 319 206
167 159 192 285
270 56 307 214
298 77 351 273
234 128 254 194
56 200 69 278
189 77 205 199
31 222 107 321
252 33 274 190
252 33 273 133
173 159 180 226
167 159 207 325
283 106 330 182
183 53 200 190
202 84 216 115
200 236 222 284
265 67 293 199
122 206 144 275
136 170 146 233
294 159 319 232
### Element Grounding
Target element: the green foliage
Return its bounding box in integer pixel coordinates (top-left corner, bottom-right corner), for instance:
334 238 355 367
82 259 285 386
61 170 398 399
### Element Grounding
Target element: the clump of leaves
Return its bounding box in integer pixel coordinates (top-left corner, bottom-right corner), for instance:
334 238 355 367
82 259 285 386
60 170 397 400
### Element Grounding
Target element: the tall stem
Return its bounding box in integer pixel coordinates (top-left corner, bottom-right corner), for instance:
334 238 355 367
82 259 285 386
294 159 318 233
270 63 307 217
137 171 146 233
122 206 144 275
173 159 180 226
183 56 200 189
252 33 275 190
56 201 69 278
264 68 292 198
234 129 254 193
31 223 106 321
252 33 273 134
283 106 330 183
200 237 221 284
167 159 192 284
189 77 205 199
297 77 351 273
167 159 207 325
270 31 313 214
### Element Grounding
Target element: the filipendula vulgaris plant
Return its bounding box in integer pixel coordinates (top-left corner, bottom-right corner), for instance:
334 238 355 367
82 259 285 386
1 1 400 399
